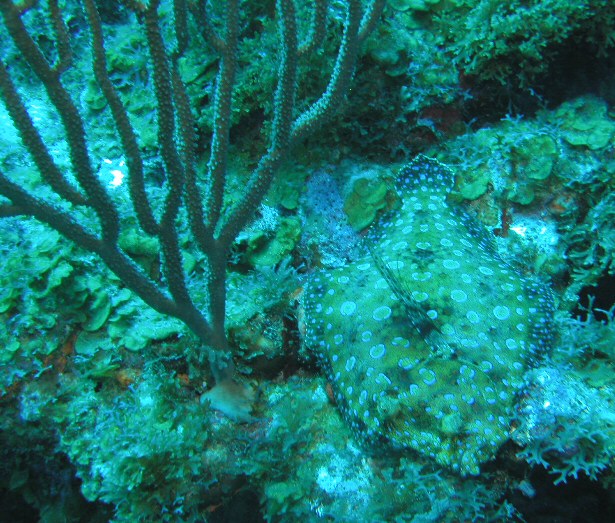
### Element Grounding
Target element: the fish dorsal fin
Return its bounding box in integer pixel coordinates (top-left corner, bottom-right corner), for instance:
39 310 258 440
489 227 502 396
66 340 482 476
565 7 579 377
395 155 454 197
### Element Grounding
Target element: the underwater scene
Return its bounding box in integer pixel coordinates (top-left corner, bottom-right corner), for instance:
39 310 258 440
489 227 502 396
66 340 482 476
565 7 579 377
1 0 615 521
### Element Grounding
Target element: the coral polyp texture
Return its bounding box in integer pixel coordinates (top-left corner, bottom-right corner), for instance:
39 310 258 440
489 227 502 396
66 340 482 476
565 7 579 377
304 156 555 475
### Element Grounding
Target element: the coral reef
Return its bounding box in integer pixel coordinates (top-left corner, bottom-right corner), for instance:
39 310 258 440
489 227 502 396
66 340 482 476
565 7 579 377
1 0 615 521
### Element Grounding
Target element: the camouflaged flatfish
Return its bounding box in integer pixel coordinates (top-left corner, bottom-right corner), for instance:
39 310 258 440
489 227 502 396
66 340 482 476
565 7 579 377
303 156 554 475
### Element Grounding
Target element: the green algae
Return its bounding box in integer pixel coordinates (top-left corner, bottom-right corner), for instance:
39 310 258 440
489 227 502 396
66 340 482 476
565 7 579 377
555 96 615 151
343 177 392 230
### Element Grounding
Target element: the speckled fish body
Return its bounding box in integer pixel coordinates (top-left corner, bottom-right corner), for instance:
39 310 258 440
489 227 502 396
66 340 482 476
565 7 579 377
304 156 554 475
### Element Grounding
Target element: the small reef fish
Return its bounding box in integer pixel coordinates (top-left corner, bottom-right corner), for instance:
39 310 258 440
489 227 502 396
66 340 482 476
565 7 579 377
303 156 554 475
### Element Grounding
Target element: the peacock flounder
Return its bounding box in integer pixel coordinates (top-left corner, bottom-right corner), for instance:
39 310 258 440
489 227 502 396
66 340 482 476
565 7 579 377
303 156 554 475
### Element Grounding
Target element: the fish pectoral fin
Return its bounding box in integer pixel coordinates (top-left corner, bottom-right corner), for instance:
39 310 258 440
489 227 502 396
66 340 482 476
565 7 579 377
367 241 441 335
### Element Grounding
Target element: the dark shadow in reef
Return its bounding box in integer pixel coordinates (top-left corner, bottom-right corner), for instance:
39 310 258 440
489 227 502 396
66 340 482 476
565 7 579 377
574 272 615 322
